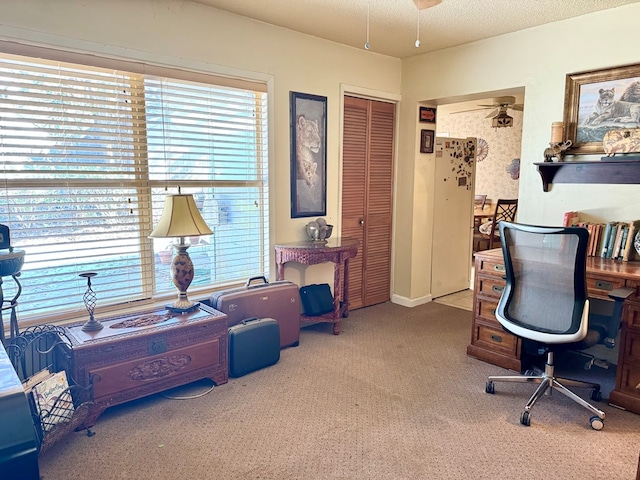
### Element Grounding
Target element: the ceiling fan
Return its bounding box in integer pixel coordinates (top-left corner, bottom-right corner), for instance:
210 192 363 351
452 96 524 128
413 0 443 9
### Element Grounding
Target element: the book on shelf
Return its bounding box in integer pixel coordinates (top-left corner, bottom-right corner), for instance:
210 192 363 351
601 221 619 258
593 224 605 257
623 220 640 262
31 370 75 432
617 224 630 260
586 223 595 257
562 211 580 227
611 223 626 260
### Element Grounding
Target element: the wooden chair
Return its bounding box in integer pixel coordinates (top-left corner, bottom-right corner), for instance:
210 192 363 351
474 194 487 209
473 198 518 251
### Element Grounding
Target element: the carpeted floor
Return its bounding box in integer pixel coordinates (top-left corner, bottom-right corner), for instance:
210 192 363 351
38 302 640 479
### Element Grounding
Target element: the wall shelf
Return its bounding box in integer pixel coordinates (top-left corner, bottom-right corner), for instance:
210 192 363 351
534 160 640 192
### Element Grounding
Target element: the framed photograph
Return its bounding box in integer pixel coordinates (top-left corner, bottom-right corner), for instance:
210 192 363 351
290 91 327 218
420 129 435 154
419 106 437 123
564 63 640 155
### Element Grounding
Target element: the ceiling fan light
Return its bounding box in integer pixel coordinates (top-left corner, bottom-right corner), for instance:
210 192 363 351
492 111 513 128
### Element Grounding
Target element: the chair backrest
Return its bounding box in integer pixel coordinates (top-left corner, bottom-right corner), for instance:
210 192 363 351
496 221 590 344
474 194 487 209
487 198 519 249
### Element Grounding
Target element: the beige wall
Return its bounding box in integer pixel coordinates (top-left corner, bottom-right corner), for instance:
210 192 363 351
2 1 640 305
0 0 401 287
396 3 640 303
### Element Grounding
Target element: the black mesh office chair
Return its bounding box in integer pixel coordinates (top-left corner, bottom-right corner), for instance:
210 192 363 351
485 222 633 430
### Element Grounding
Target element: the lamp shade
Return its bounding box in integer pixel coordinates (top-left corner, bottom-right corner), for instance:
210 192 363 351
149 194 213 238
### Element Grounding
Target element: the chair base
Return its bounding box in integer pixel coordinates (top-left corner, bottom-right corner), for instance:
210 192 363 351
486 352 606 430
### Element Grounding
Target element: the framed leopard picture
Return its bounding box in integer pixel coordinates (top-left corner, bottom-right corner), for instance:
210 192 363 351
564 63 640 155
290 91 327 218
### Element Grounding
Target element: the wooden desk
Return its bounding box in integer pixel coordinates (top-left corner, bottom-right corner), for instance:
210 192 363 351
468 248 640 415
275 238 358 335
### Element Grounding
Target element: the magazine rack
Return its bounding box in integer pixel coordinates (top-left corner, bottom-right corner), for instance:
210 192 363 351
5 324 94 454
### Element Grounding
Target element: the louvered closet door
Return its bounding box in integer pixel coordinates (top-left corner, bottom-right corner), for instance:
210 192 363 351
342 96 395 310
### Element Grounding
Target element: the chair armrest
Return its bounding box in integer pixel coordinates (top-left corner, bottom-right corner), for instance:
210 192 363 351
600 287 636 348
608 286 636 301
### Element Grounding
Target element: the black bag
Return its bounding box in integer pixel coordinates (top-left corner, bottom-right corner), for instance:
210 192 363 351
299 283 334 316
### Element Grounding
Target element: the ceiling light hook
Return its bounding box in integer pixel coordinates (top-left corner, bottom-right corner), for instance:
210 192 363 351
415 9 421 48
364 0 371 50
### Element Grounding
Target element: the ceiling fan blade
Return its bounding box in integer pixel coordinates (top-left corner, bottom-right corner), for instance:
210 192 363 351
477 104 498 108
485 108 500 118
510 104 524 111
450 107 491 115
413 0 443 10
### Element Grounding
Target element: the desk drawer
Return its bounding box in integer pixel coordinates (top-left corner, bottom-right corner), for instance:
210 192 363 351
586 274 625 300
476 296 499 324
476 257 506 278
473 323 518 356
476 276 505 299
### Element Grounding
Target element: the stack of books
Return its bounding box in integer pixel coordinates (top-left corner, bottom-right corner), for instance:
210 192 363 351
563 211 640 261
22 368 75 432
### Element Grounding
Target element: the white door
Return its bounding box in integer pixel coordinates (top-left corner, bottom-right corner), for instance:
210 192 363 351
431 137 476 298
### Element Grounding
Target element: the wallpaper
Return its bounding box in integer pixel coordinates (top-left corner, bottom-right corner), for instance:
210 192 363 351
435 107 522 204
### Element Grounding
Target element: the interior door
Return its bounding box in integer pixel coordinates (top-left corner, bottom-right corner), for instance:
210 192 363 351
342 95 395 310
431 137 476 298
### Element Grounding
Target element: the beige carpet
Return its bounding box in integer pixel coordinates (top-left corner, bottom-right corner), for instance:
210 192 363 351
38 302 640 479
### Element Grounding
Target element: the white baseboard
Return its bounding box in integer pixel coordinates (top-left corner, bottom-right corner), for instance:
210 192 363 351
391 294 432 308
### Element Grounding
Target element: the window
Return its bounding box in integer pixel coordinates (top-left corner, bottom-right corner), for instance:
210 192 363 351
0 50 269 325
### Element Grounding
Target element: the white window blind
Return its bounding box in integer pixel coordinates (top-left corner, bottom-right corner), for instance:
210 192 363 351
0 51 269 325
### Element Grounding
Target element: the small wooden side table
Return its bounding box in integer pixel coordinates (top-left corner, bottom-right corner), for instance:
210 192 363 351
275 238 358 335
61 305 228 428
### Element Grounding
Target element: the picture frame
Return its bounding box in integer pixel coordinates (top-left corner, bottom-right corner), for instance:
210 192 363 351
290 91 327 218
563 63 640 155
420 129 435 154
419 106 437 123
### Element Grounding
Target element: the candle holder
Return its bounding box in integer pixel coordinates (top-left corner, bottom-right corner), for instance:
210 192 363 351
80 272 103 332
543 140 572 162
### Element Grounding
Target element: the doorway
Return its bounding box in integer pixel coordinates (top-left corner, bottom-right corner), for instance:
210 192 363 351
433 90 524 291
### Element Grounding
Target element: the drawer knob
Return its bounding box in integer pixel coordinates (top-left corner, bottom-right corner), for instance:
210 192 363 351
490 334 503 343
493 264 505 272
595 280 613 291
492 285 504 294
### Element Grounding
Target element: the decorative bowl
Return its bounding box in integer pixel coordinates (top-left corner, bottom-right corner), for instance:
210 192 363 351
305 220 333 242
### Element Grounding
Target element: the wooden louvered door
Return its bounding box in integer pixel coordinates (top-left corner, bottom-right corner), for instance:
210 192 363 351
342 95 395 310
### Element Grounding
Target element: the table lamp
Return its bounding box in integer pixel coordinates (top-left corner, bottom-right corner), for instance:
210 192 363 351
149 189 213 313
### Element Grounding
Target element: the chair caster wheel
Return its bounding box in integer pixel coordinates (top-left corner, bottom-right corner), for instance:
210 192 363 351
520 411 531 426
589 388 602 402
589 416 604 430
485 381 495 394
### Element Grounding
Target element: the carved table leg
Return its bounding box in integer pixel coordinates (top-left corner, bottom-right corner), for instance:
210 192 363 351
333 262 341 335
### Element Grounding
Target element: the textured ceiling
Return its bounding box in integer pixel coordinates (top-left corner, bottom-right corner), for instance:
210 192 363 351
191 0 640 58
